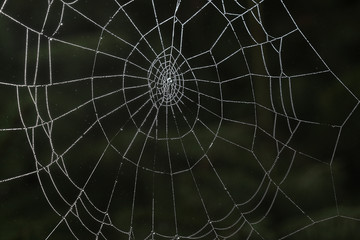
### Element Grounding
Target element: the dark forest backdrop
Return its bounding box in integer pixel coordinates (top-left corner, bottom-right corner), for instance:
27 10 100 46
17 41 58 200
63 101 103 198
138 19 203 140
0 0 359 239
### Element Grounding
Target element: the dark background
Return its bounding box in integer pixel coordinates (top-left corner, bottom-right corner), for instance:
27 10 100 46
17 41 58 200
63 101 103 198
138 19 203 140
0 0 359 239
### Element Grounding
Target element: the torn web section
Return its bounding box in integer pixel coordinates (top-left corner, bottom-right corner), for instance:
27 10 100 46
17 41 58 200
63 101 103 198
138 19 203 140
0 2 61 239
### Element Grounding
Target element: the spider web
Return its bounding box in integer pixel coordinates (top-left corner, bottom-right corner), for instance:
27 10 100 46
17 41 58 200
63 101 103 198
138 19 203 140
0 0 359 239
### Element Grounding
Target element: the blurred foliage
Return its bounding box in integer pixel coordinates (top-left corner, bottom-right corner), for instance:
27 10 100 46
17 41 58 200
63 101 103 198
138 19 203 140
0 0 359 239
